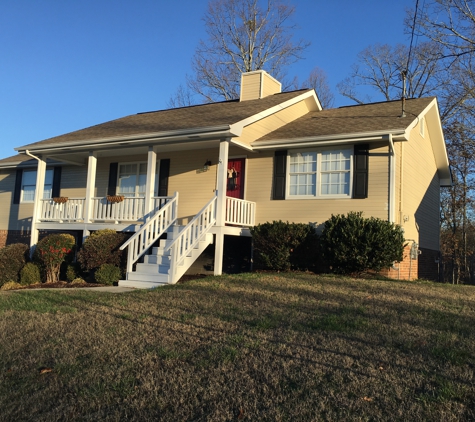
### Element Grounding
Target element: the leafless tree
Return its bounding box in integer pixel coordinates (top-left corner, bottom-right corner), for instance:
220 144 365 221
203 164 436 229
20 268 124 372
169 0 310 104
300 67 334 108
412 0 475 59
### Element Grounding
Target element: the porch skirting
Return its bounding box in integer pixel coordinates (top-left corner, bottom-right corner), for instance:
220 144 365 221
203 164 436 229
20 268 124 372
0 229 31 249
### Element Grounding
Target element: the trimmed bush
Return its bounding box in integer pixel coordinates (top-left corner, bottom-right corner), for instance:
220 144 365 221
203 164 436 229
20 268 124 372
0 243 30 288
33 233 76 283
0 281 23 291
320 211 405 274
71 277 86 285
20 262 41 286
64 263 82 282
250 221 319 271
77 229 127 272
94 264 121 285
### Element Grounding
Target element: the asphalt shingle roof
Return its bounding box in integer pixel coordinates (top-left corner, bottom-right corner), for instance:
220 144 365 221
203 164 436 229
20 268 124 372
255 97 435 143
17 90 310 151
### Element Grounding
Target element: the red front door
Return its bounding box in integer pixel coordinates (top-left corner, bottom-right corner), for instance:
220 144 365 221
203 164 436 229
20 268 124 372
226 158 245 199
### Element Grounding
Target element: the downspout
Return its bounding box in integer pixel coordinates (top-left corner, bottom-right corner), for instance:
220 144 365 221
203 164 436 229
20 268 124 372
388 134 396 223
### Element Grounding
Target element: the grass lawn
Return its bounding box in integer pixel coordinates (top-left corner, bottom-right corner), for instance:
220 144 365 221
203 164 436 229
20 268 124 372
1 273 474 421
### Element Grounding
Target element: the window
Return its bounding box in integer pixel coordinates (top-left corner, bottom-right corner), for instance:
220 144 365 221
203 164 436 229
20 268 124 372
287 148 352 198
21 169 54 202
117 162 158 197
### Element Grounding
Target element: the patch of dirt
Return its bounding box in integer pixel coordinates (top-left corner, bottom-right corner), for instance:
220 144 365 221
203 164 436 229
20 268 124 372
17 281 106 290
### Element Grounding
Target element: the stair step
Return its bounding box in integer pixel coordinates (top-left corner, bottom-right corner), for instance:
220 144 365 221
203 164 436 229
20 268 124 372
118 279 168 289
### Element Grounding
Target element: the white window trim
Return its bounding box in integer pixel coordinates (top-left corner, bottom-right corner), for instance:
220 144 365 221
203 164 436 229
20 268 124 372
116 160 160 197
21 169 54 203
285 146 353 200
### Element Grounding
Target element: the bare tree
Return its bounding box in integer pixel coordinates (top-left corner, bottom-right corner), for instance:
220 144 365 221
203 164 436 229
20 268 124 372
413 0 475 59
169 0 310 104
300 67 334 108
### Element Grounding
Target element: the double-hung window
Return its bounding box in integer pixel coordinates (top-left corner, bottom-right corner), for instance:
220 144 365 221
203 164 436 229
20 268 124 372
117 162 158 197
287 148 352 198
21 169 54 202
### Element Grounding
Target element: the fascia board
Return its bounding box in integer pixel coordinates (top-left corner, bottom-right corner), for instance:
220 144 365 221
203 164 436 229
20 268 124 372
418 98 451 185
252 129 408 150
15 125 235 154
229 90 320 136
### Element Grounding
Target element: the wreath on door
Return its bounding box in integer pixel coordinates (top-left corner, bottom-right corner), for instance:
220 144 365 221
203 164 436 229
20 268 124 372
227 167 238 191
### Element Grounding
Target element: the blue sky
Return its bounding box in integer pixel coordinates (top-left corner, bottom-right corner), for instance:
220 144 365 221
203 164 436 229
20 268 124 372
0 0 416 159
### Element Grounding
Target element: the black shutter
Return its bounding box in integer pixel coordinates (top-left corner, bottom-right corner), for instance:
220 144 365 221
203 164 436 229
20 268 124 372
52 167 62 198
273 150 287 200
353 144 369 199
13 169 23 204
108 162 118 196
158 159 170 196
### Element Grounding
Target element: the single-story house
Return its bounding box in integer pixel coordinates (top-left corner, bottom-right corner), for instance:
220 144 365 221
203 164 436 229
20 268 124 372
0 70 451 286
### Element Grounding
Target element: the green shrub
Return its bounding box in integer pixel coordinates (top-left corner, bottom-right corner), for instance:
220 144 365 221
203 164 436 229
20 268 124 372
71 277 86 285
0 243 30 287
64 263 82 282
20 262 41 286
250 221 319 271
94 264 121 285
33 234 76 283
320 211 405 274
0 281 23 291
77 229 127 272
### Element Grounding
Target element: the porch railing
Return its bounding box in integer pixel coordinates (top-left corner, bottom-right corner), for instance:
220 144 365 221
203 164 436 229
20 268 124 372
225 197 256 226
120 192 179 274
167 194 217 284
38 196 172 223
39 198 86 222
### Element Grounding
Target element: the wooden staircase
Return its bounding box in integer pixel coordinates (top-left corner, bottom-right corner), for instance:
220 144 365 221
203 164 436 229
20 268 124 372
119 194 217 289
119 225 213 289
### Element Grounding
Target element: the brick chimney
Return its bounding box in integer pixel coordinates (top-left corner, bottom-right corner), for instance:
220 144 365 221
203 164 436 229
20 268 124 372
240 70 282 101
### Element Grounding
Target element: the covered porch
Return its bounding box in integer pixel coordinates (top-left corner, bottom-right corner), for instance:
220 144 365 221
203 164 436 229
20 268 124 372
26 138 257 283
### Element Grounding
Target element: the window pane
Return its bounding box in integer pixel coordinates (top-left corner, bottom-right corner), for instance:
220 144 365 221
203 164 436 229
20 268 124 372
289 152 317 196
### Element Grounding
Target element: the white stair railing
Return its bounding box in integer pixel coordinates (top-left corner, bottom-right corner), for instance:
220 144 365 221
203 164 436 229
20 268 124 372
120 192 179 274
166 194 217 284
225 197 256 226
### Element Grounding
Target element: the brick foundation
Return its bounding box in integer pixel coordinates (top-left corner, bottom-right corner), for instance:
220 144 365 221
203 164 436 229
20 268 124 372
380 244 418 280
379 245 440 281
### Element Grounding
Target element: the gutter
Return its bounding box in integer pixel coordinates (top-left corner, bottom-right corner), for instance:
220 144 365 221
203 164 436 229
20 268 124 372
15 125 235 154
251 129 408 150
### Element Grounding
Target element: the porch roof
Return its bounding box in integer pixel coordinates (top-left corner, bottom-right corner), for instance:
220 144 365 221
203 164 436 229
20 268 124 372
15 90 309 153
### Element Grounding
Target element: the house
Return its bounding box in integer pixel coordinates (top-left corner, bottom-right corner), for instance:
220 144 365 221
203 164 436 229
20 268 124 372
0 70 451 286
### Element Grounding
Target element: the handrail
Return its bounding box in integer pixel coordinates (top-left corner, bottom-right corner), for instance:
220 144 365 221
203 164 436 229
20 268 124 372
120 192 178 274
225 196 256 226
166 194 217 283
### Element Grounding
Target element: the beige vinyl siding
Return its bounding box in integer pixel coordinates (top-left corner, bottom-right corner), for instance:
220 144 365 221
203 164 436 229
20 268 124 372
58 165 88 199
399 120 440 250
261 73 281 98
0 170 14 230
245 143 390 228
240 73 262 101
236 100 312 147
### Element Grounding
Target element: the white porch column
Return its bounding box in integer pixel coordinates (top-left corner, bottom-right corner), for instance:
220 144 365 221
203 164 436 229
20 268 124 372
29 155 46 256
83 151 97 228
214 139 230 275
145 146 157 220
